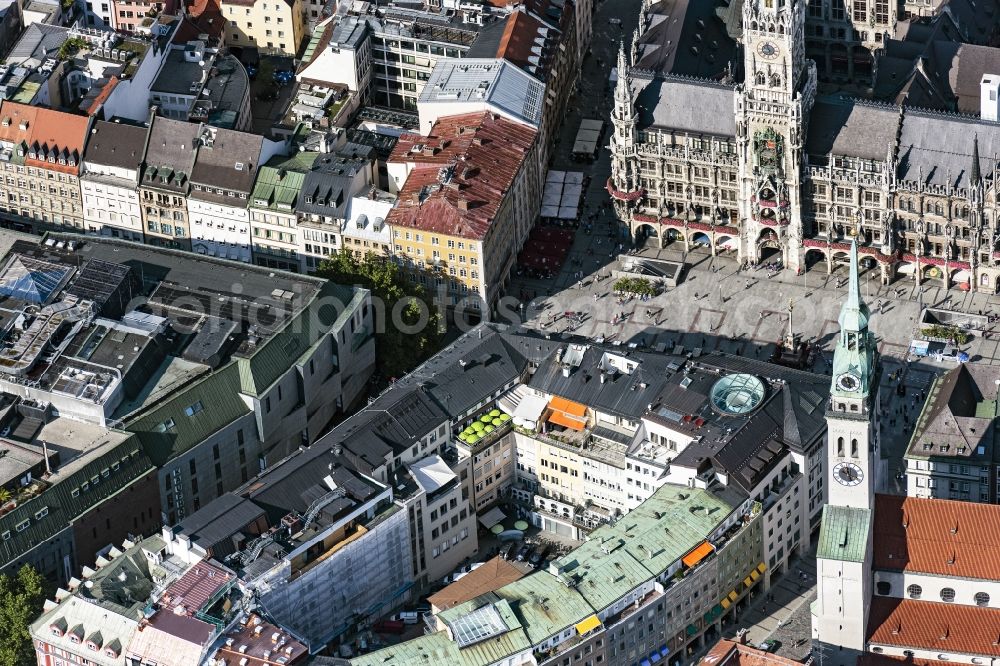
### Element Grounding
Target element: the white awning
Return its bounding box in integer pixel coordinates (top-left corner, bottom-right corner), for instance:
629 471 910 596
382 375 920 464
478 506 506 529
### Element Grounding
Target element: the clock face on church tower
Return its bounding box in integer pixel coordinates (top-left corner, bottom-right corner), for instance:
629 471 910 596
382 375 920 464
757 41 778 59
833 462 864 486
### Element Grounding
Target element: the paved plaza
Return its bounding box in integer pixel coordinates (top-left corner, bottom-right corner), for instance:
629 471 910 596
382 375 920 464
504 0 1000 659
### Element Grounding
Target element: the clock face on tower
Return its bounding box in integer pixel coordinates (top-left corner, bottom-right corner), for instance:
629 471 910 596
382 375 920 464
757 41 778 59
834 461 864 486
836 373 860 393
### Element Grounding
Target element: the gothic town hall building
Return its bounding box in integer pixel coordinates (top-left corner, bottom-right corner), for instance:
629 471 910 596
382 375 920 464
608 0 1000 292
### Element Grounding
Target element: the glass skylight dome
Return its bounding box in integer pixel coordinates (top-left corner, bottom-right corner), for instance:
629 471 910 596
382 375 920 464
710 373 766 415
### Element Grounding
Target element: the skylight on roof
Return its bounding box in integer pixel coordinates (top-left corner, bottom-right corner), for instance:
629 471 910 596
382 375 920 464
449 603 507 648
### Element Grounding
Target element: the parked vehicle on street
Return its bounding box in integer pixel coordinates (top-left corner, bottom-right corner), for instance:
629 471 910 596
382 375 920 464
373 620 406 635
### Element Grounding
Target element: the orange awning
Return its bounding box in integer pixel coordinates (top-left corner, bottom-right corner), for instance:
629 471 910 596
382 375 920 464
549 409 586 431
549 396 587 417
682 541 714 568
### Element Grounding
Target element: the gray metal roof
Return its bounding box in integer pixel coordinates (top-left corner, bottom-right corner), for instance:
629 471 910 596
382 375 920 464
527 344 684 419
805 97 901 161
632 73 736 136
5 23 68 67
151 48 210 95
419 59 545 128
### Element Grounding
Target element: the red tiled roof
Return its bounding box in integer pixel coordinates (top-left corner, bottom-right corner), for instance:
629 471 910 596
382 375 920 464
212 614 308 666
86 77 119 116
386 112 537 240
427 556 525 612
496 11 550 72
874 494 1000 580
0 102 90 175
161 560 232 614
869 597 1000 657
857 654 939 666
174 0 224 43
698 640 804 666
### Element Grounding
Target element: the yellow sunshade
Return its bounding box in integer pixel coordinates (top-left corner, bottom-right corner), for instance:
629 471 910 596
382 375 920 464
727 591 738 602
575 614 601 635
757 562 767 574
743 576 753 588
720 598 731 610
750 570 760 582
682 541 715 568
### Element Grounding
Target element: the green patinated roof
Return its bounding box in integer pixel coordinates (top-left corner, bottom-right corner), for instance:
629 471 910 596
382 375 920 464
126 363 250 467
236 281 362 396
817 505 871 563
368 484 739 664
249 152 317 213
975 399 997 419
12 81 40 104
353 600 533 666
489 573 593 645
577 483 737 581
0 435 152 569
300 23 327 66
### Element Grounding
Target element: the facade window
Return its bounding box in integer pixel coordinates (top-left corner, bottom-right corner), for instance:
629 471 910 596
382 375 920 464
907 584 922 599
976 592 991 607
940 587 956 603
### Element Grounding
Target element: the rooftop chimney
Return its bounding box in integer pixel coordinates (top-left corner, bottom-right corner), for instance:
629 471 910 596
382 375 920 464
982 74 1000 122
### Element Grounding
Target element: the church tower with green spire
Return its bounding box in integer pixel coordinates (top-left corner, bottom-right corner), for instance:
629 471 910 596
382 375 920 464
812 238 882 665
827 239 880 508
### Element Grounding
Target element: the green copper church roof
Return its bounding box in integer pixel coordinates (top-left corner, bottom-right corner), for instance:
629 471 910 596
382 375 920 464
830 239 876 399
837 240 871 333
817 505 871 563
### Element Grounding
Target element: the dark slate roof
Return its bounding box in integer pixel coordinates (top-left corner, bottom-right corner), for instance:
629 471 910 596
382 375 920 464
805 97 901 162
142 116 202 194
632 74 736 136
83 120 148 171
636 0 736 79
703 353 830 453
244 457 376 524
896 109 1000 189
175 493 265 556
189 126 263 197
394 325 529 418
321 386 450 474
527 344 685 419
296 155 368 217
465 18 505 59
907 364 1000 463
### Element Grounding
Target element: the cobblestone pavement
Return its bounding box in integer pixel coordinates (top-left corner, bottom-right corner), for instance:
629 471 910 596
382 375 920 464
724 547 819 662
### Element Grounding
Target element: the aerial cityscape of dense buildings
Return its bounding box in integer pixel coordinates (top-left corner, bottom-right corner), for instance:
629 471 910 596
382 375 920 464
4 0 1000 664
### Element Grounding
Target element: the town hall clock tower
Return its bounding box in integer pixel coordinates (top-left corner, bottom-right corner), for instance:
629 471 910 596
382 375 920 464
736 0 816 270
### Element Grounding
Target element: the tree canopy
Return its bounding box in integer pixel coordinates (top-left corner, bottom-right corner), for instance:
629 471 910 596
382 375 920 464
0 565 44 666
318 251 445 380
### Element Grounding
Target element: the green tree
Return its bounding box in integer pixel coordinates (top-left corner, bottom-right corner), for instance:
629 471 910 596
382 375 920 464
317 251 445 379
0 565 44 666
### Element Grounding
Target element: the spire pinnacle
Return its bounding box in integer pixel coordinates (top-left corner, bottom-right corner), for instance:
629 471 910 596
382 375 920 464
617 41 628 81
615 41 632 109
847 238 861 311
972 133 982 187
